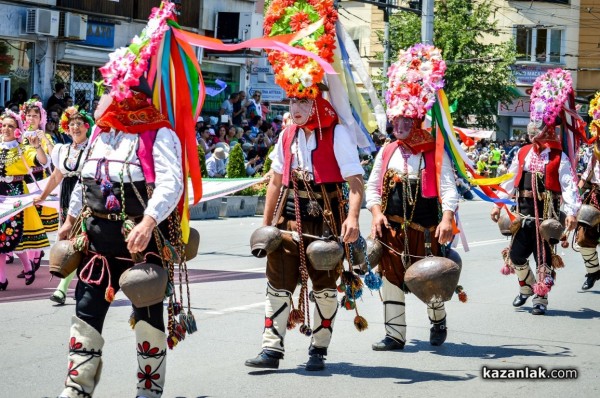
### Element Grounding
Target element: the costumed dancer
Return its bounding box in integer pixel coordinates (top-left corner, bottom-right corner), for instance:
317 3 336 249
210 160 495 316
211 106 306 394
33 107 93 305
245 0 366 371
55 3 202 397
365 44 458 349
575 92 600 290
15 100 59 275
0 110 50 290
491 68 584 315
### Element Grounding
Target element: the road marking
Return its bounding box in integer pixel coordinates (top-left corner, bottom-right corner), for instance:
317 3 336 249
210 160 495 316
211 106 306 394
204 301 264 315
455 238 508 249
241 267 266 273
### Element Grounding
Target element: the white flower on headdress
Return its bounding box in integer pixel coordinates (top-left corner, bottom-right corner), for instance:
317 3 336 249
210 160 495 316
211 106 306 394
299 73 313 88
534 101 545 113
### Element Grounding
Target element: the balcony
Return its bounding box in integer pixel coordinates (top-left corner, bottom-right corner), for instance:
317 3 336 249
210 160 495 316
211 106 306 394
57 0 200 28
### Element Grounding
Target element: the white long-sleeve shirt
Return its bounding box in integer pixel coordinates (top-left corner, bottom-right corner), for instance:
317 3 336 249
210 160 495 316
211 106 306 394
206 155 226 177
365 145 459 213
580 156 599 184
68 127 183 223
270 125 364 179
495 147 581 216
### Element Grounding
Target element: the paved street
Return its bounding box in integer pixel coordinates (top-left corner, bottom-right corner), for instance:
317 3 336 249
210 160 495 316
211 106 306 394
1 200 599 398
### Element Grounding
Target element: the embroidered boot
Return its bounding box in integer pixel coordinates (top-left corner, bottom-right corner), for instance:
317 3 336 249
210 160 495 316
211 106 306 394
306 288 338 371
59 316 104 398
513 261 535 306
579 247 600 290
245 283 291 369
428 300 447 346
135 321 167 398
372 277 406 351
531 295 549 316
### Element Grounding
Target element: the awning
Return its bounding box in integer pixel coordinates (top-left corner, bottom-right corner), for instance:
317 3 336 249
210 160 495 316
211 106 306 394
57 43 113 66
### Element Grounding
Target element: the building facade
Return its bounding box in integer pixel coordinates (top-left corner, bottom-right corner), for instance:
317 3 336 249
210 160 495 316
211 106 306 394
0 0 267 116
487 0 595 140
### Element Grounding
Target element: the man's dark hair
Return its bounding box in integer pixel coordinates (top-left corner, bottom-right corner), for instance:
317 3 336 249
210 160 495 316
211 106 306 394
55 83 66 92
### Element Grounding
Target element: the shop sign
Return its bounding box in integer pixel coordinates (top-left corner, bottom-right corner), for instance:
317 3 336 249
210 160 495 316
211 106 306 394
79 21 115 48
498 97 532 117
248 85 285 102
512 64 556 86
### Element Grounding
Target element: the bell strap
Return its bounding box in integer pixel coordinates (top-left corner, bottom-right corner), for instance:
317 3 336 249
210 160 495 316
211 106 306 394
79 253 115 303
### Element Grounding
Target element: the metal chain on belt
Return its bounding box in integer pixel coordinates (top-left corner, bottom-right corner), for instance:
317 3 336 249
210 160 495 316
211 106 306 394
291 168 311 330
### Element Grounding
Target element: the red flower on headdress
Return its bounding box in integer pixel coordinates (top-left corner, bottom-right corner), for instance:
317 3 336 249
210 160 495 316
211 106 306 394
290 12 311 32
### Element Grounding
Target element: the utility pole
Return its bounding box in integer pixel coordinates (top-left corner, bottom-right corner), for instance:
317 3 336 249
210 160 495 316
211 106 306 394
382 0 390 99
339 1 423 97
421 0 434 43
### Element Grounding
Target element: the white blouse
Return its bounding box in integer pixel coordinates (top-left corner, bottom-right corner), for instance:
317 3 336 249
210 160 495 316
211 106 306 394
365 144 459 213
496 147 581 216
50 142 88 177
68 127 183 223
270 125 364 180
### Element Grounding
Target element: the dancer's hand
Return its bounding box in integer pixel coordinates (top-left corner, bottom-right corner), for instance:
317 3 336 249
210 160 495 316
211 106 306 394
36 130 47 142
565 215 577 231
126 216 157 253
32 195 44 205
57 220 72 240
370 212 389 238
435 218 454 245
490 206 500 223
341 215 360 243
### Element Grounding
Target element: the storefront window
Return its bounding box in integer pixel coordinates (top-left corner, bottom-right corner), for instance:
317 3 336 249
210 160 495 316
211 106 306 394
54 63 101 112
201 63 240 116
0 39 34 108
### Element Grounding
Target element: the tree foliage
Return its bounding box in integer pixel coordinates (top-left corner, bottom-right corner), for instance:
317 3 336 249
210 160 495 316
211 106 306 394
226 143 247 178
262 145 275 176
386 0 517 129
197 145 208 178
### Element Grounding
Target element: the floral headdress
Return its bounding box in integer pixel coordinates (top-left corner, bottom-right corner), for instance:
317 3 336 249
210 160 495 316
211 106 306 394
589 91 600 136
264 0 338 99
59 106 94 137
530 68 573 128
19 99 47 131
1 109 24 141
386 43 446 120
99 2 176 101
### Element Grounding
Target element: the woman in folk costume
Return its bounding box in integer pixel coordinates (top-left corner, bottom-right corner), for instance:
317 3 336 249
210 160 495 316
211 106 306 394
10 100 59 280
20 99 60 233
575 92 600 291
245 0 366 371
55 3 202 397
32 107 93 305
0 110 50 290
491 69 583 315
365 44 458 349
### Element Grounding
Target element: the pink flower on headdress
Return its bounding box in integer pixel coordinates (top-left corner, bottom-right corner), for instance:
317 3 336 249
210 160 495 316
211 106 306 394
100 1 176 100
530 68 573 127
386 43 446 120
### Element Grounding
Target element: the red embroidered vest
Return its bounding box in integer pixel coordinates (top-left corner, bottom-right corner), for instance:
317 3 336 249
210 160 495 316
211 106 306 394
377 142 438 199
281 124 344 186
513 144 562 193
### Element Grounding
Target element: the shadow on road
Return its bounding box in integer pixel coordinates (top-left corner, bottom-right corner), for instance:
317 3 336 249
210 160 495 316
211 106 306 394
515 306 600 319
404 341 573 359
249 363 476 384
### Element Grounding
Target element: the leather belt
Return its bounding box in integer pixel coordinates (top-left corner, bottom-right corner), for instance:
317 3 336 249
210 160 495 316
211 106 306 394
387 215 436 232
289 190 338 200
89 210 142 222
519 190 560 199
